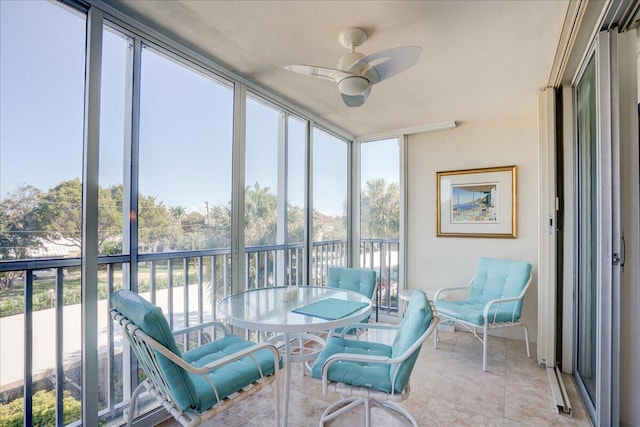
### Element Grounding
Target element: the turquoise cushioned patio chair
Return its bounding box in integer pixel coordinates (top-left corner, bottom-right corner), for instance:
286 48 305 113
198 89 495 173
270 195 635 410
326 267 376 333
311 289 437 427
110 290 281 427
433 257 532 371
295 267 377 373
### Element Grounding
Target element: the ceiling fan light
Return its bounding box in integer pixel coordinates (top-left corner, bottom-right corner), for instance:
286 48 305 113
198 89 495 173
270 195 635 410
338 76 369 96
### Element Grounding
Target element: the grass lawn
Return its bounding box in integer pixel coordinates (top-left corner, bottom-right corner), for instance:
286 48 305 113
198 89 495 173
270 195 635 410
0 269 82 299
0 263 199 301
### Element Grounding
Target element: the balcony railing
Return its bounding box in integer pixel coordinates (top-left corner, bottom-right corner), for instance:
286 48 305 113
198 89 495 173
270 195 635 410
0 238 398 425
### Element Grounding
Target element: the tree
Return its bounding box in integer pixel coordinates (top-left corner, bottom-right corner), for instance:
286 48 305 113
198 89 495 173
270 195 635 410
98 185 124 254
0 185 44 259
138 195 174 252
207 203 231 248
180 212 206 250
169 206 186 221
36 180 123 254
0 185 44 288
360 178 399 239
359 178 400 294
244 183 277 246
287 204 305 243
38 179 83 248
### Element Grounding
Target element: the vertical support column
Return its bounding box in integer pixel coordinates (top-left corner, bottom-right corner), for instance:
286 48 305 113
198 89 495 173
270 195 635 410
183 257 189 328
231 83 246 294
82 7 103 427
399 135 408 298
23 273 33 427
55 269 64 426
351 138 361 268
124 38 141 291
305 122 313 286
346 136 354 268
121 33 141 412
277 112 287 286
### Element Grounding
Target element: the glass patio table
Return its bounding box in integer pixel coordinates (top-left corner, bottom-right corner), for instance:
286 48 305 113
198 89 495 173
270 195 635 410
218 285 372 426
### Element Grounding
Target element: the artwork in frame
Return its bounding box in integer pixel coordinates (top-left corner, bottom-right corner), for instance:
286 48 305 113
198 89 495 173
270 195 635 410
436 165 517 238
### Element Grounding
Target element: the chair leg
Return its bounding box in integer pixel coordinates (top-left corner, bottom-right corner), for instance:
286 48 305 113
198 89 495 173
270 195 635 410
523 324 531 358
364 397 372 427
273 381 280 427
375 400 419 426
319 397 366 426
482 324 488 372
127 382 146 427
433 325 438 349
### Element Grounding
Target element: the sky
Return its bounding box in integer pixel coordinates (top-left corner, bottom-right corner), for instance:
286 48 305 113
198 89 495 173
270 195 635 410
0 0 399 217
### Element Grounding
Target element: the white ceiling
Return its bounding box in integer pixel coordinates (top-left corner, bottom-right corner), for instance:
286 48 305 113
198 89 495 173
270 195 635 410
107 0 569 138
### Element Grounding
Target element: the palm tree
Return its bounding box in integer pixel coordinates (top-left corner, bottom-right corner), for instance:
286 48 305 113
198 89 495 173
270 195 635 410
360 179 400 301
169 206 186 221
360 179 399 239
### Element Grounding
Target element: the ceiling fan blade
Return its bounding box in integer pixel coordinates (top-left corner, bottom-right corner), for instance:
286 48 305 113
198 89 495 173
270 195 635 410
341 86 371 107
357 46 421 84
284 64 355 83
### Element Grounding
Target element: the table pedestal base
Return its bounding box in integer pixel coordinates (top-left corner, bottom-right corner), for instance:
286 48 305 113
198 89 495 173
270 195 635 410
268 332 326 426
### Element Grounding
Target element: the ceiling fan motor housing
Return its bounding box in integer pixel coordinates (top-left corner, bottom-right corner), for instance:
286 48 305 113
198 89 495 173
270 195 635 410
338 75 370 96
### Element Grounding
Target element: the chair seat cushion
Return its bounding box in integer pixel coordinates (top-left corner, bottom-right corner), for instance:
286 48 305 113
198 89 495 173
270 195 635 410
183 335 280 411
310 337 393 393
435 300 520 325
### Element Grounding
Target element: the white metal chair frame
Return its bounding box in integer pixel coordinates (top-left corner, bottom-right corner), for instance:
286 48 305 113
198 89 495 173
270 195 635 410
111 310 281 427
318 309 439 427
433 273 532 371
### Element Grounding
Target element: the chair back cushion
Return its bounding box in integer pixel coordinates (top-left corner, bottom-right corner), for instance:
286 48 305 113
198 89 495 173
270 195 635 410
468 258 531 320
327 268 377 329
390 289 433 392
110 290 198 410
327 267 376 297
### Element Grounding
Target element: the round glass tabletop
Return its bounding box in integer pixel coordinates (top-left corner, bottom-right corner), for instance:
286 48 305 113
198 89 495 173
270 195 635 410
218 286 372 333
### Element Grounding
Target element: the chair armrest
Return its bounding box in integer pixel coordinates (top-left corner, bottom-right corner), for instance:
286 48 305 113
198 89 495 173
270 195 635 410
433 279 473 301
172 321 230 338
322 317 438 394
139 329 280 376
196 342 281 374
339 322 400 338
482 296 524 323
321 352 392 393
482 272 532 322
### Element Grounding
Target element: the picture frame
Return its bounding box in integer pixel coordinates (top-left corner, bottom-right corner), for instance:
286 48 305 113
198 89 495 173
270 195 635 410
436 165 517 238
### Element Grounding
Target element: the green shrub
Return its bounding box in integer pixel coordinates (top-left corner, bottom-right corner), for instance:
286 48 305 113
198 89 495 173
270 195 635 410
0 297 23 317
0 283 109 317
0 390 81 426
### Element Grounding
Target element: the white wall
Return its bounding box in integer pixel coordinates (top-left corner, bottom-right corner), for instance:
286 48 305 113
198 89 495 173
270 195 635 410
406 114 539 342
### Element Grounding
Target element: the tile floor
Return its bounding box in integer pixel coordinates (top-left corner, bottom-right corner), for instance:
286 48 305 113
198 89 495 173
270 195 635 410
159 330 592 426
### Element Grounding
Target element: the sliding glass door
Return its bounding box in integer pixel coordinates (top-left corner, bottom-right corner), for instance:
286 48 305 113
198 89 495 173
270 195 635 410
575 54 597 407
573 29 622 426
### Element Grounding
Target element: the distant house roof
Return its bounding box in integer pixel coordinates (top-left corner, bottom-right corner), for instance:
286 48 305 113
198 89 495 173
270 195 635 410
27 238 79 258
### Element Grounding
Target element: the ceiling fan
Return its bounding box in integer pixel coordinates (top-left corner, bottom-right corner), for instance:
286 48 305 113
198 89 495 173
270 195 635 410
284 28 421 107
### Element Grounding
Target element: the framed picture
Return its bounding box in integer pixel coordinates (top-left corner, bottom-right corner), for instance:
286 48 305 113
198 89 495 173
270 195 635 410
436 165 517 238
